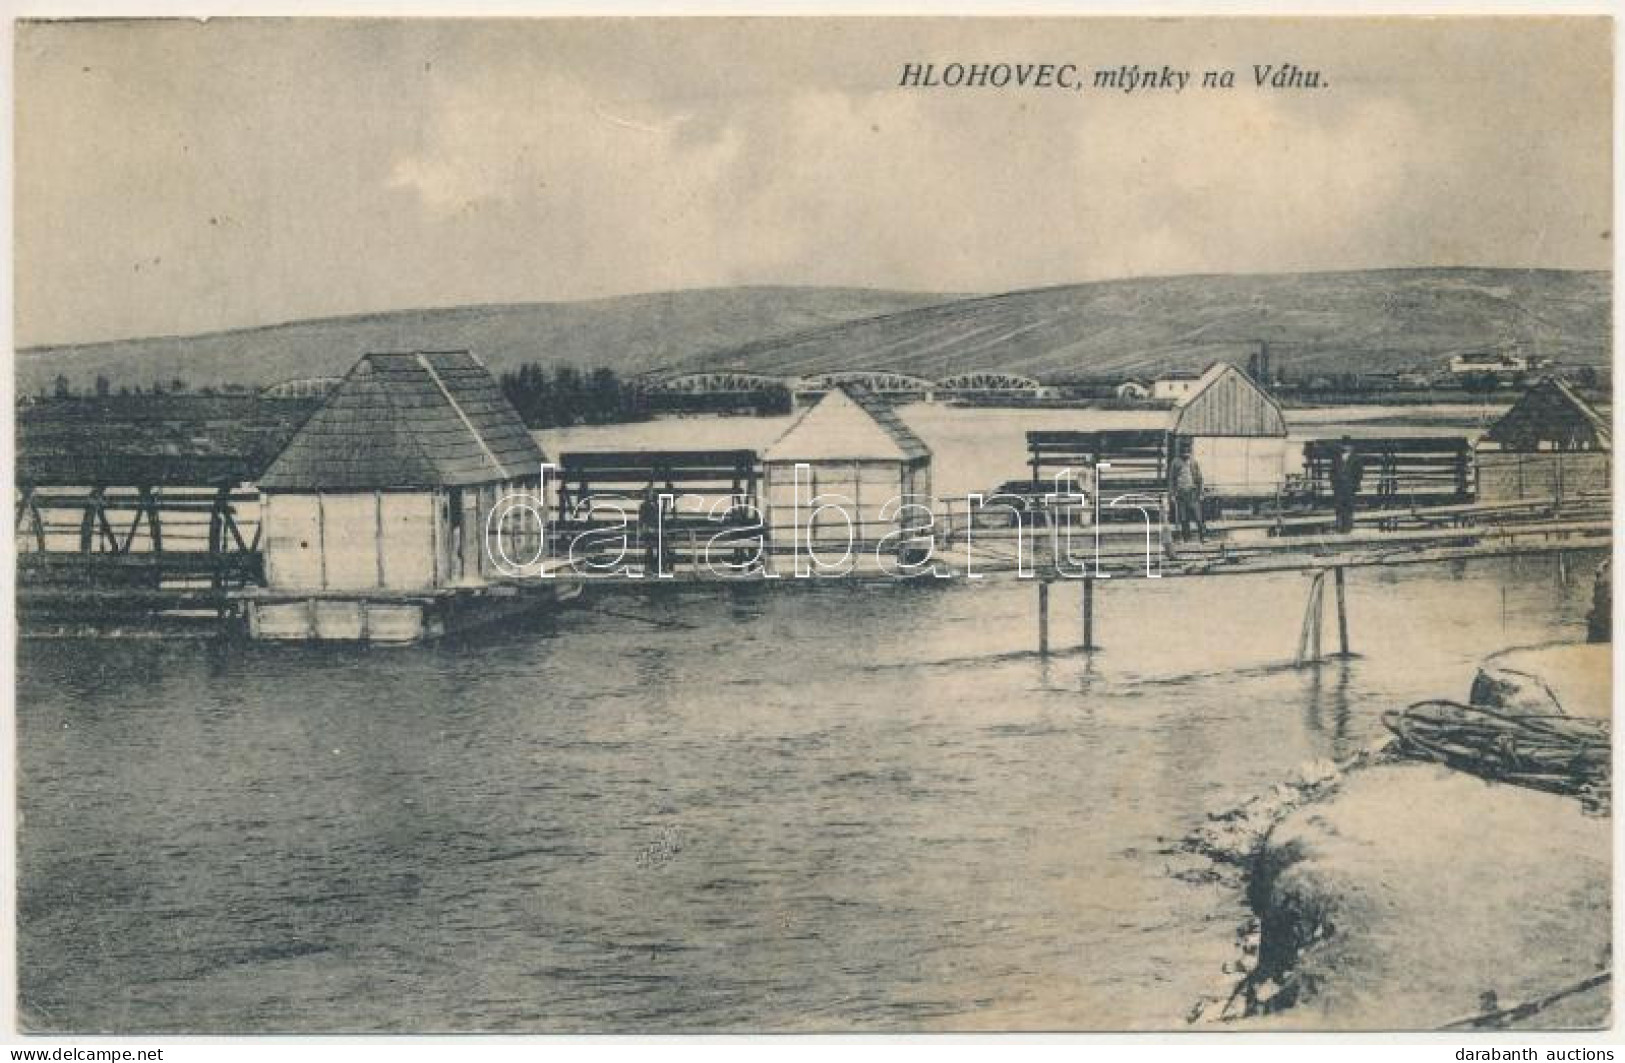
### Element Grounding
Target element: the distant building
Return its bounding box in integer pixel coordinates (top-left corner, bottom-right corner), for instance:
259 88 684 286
1168 363 1289 500
1115 380 1151 400
1449 351 1551 381
762 384 932 550
1151 371 1202 401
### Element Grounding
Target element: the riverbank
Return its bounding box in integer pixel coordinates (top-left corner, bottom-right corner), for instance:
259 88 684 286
1184 642 1611 1031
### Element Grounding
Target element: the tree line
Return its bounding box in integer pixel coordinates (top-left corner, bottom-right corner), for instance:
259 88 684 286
498 364 650 428
35 374 251 400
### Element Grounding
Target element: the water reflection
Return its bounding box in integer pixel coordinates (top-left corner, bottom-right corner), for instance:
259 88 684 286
1301 658 1355 754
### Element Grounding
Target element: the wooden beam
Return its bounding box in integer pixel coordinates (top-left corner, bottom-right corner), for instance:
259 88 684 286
118 494 147 553
96 492 120 553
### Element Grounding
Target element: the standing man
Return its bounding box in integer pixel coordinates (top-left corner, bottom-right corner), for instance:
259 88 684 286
638 487 665 574
1169 442 1207 544
1330 437 1364 534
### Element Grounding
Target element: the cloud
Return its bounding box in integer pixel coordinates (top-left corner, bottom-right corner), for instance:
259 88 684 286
14 17 1612 345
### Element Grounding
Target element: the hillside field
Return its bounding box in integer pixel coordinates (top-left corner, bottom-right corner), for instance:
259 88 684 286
18 269 1608 393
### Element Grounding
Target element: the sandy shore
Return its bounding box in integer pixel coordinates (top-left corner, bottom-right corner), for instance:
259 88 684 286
1183 642 1611 1031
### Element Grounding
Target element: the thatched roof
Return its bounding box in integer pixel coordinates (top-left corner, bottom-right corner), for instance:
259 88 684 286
258 352 545 490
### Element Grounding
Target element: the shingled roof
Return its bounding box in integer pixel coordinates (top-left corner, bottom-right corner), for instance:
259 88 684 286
1482 376 1611 452
1170 362 1287 438
258 351 546 490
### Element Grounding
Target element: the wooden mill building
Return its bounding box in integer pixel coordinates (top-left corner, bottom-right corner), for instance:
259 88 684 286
761 384 933 550
1476 376 1611 503
1168 362 1290 501
249 351 547 641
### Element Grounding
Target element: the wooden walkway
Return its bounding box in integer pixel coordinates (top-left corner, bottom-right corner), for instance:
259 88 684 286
16 489 1609 644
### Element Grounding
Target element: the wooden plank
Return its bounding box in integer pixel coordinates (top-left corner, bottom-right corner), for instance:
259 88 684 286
19 552 260 574
561 449 758 469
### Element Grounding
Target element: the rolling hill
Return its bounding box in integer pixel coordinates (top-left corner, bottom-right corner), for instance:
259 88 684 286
17 269 1609 395
16 287 962 395
680 268 1610 381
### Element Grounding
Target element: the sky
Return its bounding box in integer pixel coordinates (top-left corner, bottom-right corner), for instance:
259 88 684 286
14 16 1613 346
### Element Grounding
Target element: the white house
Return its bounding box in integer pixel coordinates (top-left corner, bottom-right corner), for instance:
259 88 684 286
761 384 932 550
1448 352 1551 380
1151 372 1202 401
1168 363 1289 500
251 351 547 639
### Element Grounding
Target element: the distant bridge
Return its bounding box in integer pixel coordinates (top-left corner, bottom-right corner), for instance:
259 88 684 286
638 367 1049 404
792 370 940 398
936 372 1042 393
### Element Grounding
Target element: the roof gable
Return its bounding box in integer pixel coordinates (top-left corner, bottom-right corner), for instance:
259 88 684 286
1171 363 1287 437
258 351 546 489
1483 376 1611 451
763 385 930 463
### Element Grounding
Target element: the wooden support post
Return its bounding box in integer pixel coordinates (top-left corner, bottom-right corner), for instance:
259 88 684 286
1334 566 1349 658
207 492 224 555
26 492 46 552
79 490 97 553
1038 580 1050 656
1082 577 1096 651
208 492 225 590
1311 585 1323 662
16 488 45 552
374 490 387 589
144 487 163 553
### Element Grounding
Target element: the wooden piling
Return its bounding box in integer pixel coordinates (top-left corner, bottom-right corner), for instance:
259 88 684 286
1296 569 1327 666
1334 566 1349 657
1038 580 1050 655
1311 581 1323 662
1082 577 1096 651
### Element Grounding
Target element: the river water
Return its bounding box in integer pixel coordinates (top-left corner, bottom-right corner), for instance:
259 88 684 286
17 548 1598 1032
17 405 1589 1032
